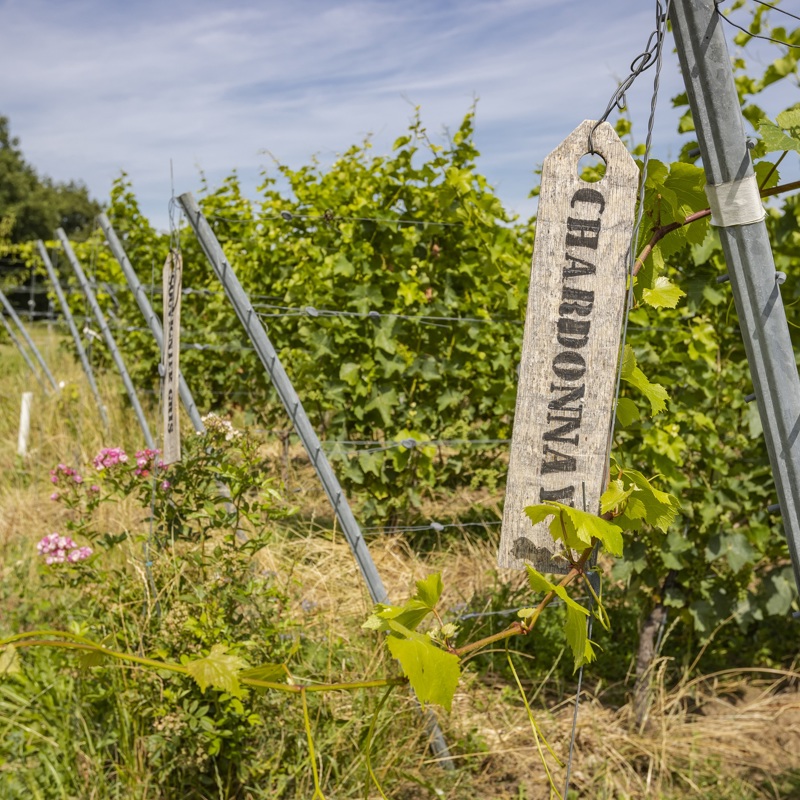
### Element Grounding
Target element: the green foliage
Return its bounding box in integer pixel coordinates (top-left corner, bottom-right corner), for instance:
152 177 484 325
365 572 459 710
524 500 625 556
519 566 594 672
54 108 528 527
616 8 800 645
0 116 101 244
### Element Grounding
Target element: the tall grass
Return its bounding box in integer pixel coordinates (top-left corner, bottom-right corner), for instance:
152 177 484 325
1 326 800 798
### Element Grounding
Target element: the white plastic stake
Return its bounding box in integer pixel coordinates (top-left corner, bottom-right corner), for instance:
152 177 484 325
17 392 33 457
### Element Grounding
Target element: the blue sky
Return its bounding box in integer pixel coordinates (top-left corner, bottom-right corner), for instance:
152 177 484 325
0 0 794 231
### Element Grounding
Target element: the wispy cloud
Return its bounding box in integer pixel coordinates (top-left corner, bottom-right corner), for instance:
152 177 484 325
1 0 699 230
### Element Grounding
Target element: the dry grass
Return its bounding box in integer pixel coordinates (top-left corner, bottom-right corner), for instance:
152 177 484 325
3 328 800 798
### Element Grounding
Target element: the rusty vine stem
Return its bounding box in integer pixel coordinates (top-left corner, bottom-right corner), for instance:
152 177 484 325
633 178 800 277
452 546 595 659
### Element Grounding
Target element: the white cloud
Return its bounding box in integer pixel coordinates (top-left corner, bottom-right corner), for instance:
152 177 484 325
0 0 756 232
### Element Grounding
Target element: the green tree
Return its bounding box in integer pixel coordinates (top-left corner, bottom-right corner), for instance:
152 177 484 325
0 115 101 244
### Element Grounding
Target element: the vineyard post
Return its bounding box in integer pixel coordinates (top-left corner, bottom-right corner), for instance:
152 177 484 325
670 0 800 592
177 191 454 766
36 240 110 431
97 214 204 434
0 286 58 390
56 228 156 450
0 312 46 390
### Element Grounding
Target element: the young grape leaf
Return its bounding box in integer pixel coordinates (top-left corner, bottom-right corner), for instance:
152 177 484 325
758 117 800 154
642 276 685 309
363 599 433 634
384 620 460 712
363 572 444 633
562 506 624 556
616 397 640 427
524 566 595 671
414 572 444 609
186 644 249 699
620 344 669 416
623 469 681 531
525 564 557 595
600 480 633 515
560 594 595 672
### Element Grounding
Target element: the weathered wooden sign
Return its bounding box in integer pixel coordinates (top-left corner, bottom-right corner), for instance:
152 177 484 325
162 250 183 465
498 120 638 572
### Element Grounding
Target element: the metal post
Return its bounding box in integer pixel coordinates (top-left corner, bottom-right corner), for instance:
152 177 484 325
97 214 204 433
671 0 800 592
36 241 110 431
0 313 45 390
178 192 453 767
178 192 387 602
56 228 155 450
0 287 58 390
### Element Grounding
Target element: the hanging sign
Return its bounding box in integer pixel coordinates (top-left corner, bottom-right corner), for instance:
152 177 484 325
498 120 638 572
162 250 183 465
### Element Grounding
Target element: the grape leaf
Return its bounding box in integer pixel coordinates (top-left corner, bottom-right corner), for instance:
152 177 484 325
524 566 595 671
620 344 669 416
616 397 640 427
185 644 249 699
562 506 624 556
559 593 595 672
414 572 444 609
758 118 800 154
600 480 633 515
643 276 685 309
363 599 433 634
623 469 680 531
525 564 557 595
525 503 625 556
386 626 460 711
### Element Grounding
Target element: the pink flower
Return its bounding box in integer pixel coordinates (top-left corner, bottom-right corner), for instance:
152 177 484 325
134 448 161 477
37 533 91 565
161 480 170 490
74 475 83 484
90 485 100 493
93 448 128 471
50 492 59 501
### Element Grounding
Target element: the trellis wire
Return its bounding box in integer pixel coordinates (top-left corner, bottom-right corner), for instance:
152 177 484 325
715 0 800 47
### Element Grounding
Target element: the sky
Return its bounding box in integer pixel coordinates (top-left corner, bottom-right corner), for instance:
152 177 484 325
0 0 795 232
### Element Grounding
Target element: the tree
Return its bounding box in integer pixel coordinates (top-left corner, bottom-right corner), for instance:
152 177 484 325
0 116 101 244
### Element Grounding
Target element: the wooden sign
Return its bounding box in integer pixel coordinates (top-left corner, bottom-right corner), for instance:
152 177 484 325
162 250 182 465
498 120 638 571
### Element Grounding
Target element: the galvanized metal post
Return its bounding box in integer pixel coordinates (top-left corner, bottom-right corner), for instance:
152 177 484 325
178 192 387 602
671 0 800 593
0 287 58 390
178 192 453 765
36 240 110 431
56 228 156 450
0 312 45 389
179 191 458 765
97 214 205 434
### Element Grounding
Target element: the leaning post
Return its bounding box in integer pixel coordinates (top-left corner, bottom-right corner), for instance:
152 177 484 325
37 240 110 431
97 214 204 434
0 286 58 390
671 0 800 593
56 228 156 450
178 191 454 766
